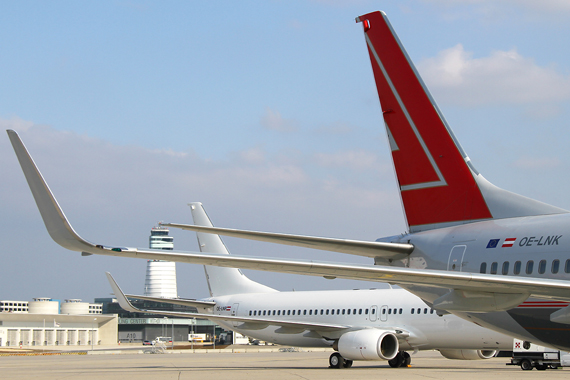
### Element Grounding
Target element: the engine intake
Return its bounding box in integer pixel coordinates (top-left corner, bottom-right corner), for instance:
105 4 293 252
337 329 399 361
439 349 497 360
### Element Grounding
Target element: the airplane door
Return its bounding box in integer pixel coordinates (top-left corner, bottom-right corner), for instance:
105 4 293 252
370 305 378 322
447 245 466 272
231 303 239 316
231 303 240 327
380 305 388 322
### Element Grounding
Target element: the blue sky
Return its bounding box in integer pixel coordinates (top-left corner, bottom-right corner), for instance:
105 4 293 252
2 1 570 302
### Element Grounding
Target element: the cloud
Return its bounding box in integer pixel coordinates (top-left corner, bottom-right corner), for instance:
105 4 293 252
260 107 299 132
417 44 570 107
0 116 34 132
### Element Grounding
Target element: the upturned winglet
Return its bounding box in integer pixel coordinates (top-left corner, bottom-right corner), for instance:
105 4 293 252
7 129 96 252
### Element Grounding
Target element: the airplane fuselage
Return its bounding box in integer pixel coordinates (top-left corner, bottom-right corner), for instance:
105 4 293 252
389 213 570 349
209 288 512 351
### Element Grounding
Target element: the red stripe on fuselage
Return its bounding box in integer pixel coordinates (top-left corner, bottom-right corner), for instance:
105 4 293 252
358 12 492 228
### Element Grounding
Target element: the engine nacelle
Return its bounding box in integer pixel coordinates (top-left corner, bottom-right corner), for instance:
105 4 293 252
337 329 399 361
439 349 497 360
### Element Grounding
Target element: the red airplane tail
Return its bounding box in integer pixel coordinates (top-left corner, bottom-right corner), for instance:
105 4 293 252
356 11 566 232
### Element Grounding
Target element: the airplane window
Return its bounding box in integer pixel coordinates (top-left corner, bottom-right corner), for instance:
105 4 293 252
430 309 434 314
337 309 340 314
342 309 346 315
514 261 521 275
417 308 421 314
273 310 276 315
292 310 296 315
309 310 312 315
490 262 498 274
538 260 546 274
526 260 534 274
331 309 335 315
372 309 376 314
249 311 252 316
552 260 560 274
263 311 266 316
326 309 329 315
320 310 324 315
480 262 487 274
411 308 414 314
365 309 368 314
277 310 281 315
303 310 307 315
354 309 357 314
382 309 386 315
399 308 403 314
565 259 570 273
424 308 428 314
315 309 318 315
298 310 301 315
347 309 351 315
502 261 509 275
287 310 291 315
388 309 391 315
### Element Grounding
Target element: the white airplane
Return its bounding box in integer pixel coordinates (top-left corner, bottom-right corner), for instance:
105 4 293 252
7 9 570 358
105 202 512 369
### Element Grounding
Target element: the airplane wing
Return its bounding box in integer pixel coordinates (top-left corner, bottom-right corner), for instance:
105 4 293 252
107 272 347 333
9 129 570 306
162 223 414 260
124 294 216 309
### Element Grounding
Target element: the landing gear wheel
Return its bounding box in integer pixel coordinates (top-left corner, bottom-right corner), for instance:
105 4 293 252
329 352 345 369
388 351 411 368
343 360 353 368
401 351 411 366
535 364 547 370
388 355 403 368
520 359 533 371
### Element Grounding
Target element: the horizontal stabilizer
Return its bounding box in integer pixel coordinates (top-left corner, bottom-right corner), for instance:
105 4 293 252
124 294 216 308
162 223 414 260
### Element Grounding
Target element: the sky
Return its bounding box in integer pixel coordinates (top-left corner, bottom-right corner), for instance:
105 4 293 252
2 0 570 303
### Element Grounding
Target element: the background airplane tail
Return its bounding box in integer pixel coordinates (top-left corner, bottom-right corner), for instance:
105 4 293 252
189 202 277 297
356 11 566 232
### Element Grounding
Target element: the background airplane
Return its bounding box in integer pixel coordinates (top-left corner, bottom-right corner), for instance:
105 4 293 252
106 202 512 369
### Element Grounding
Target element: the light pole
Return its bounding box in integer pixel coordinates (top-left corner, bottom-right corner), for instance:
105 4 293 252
92 318 97 351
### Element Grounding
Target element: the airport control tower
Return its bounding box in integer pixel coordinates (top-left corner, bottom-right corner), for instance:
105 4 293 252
144 224 178 298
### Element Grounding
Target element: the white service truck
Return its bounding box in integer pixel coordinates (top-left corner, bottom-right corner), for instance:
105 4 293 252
508 339 570 370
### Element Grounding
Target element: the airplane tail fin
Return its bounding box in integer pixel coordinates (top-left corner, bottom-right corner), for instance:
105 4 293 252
356 11 566 232
188 202 277 297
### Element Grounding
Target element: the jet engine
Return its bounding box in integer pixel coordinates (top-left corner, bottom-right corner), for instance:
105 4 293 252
439 349 497 360
337 329 399 361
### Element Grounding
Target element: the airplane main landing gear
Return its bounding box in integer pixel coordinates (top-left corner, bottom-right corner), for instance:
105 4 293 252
329 352 353 369
388 351 411 368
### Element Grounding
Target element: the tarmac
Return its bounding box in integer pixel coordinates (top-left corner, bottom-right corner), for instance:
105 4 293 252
0 345 567 379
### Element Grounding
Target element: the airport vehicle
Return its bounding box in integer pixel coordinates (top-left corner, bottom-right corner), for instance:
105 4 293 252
105 203 512 368
8 9 570 358
508 339 570 370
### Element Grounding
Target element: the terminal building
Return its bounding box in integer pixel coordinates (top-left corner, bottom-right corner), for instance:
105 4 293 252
0 225 225 347
0 298 117 347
